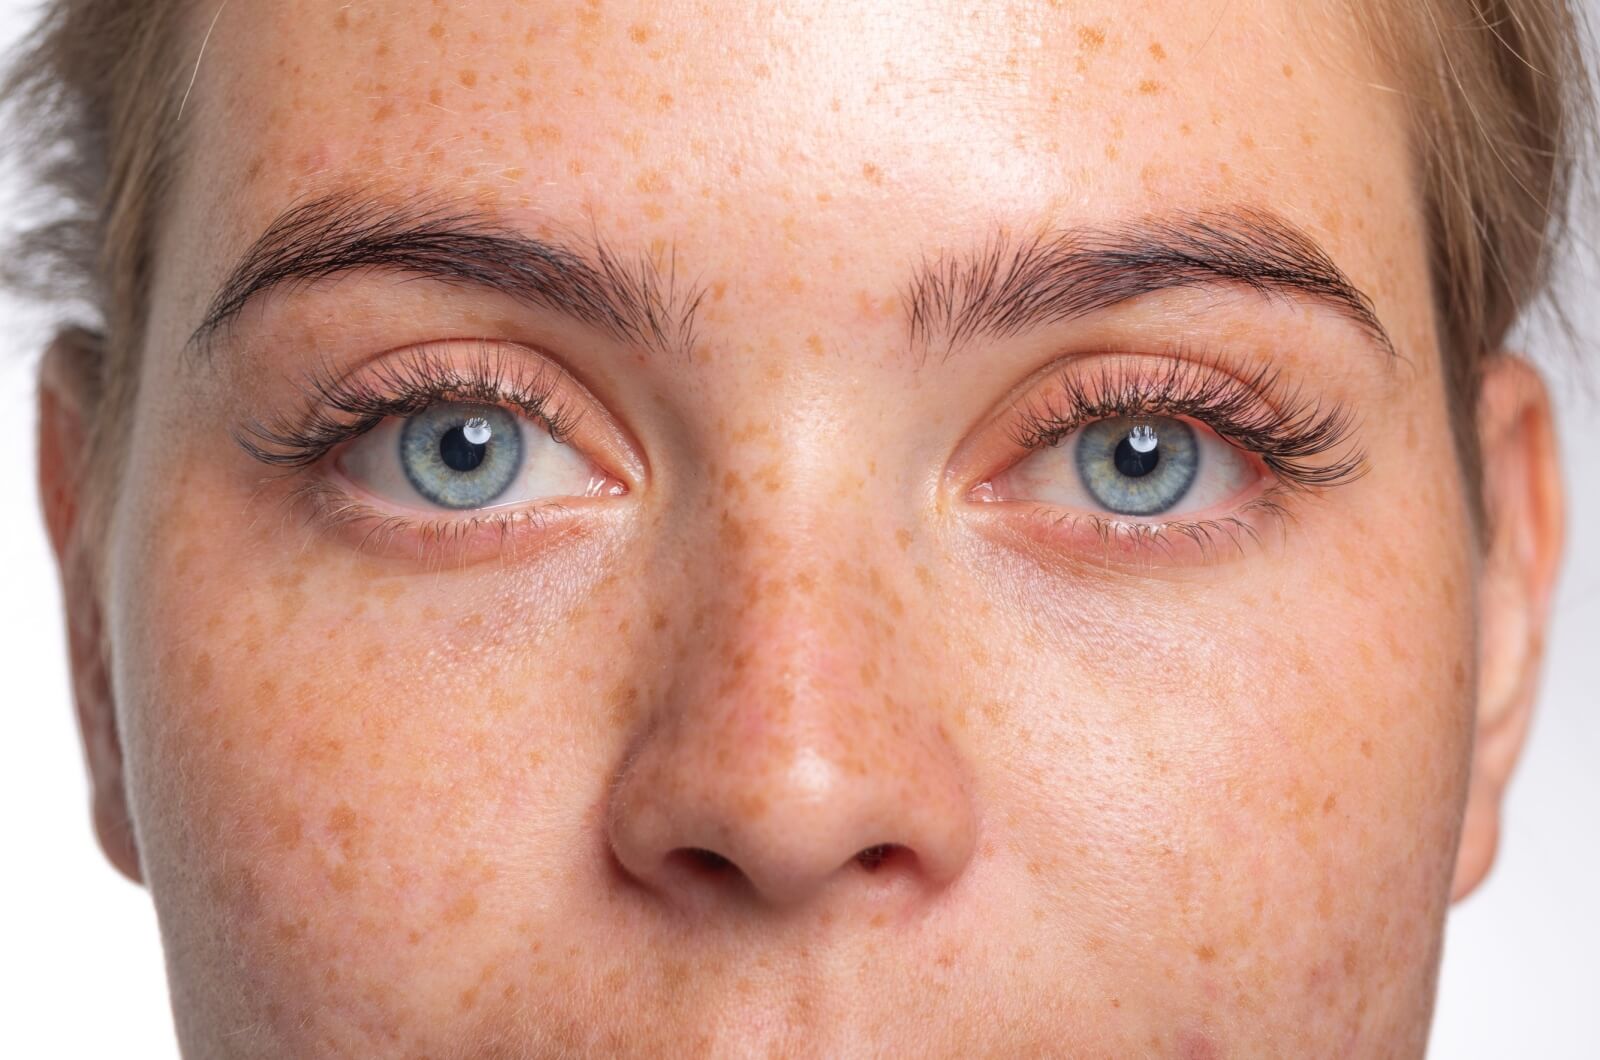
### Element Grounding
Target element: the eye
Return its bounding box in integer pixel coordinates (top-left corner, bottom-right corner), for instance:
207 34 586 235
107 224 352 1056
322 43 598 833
990 414 1259 519
335 400 607 512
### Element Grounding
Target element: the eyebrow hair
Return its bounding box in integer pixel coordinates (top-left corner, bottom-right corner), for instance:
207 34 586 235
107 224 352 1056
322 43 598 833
189 191 706 360
904 208 1397 362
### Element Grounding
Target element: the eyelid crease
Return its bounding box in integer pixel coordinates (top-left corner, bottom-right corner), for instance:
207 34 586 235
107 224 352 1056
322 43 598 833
235 340 583 471
1004 350 1369 492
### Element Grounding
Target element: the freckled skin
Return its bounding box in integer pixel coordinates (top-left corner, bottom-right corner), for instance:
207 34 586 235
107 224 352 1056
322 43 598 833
59 0 1548 1057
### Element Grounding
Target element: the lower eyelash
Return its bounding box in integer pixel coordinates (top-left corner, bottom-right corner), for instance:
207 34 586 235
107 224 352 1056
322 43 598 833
1010 351 1368 492
1016 487 1299 568
285 478 579 566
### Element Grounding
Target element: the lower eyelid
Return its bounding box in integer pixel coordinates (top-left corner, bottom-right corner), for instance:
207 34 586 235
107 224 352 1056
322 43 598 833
282 478 603 563
971 488 1295 572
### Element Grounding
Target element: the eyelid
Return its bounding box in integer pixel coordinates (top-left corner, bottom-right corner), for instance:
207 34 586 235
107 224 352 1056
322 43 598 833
238 338 648 489
946 348 1366 503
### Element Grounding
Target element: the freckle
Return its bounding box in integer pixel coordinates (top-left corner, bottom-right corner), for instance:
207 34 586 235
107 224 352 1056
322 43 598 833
429 21 446 40
895 528 913 550
1104 144 1119 161
1078 25 1106 48
428 87 444 107
458 69 478 88
1322 793 1337 815
636 169 669 194
915 565 933 588
1149 41 1166 60
189 652 214 692
1360 738 1373 758
753 62 771 79
1179 122 1192 136
1138 79 1162 94
861 162 883 184
334 9 349 30
805 333 825 356
1194 944 1217 962
1239 133 1256 150
1282 63 1294 78
628 23 651 43
445 894 480 923
329 863 357 892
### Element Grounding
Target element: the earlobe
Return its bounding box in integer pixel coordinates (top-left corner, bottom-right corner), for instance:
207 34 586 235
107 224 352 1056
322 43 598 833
1449 354 1564 904
37 329 142 885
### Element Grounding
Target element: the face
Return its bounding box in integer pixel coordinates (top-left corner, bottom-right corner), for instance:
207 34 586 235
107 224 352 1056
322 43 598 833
42 0 1565 1056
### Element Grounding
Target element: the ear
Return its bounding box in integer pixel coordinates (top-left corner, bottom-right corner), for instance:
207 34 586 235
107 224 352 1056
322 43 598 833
38 328 142 885
1449 354 1564 903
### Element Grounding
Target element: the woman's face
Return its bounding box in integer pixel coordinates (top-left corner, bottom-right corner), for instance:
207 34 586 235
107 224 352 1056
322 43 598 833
61 0 1554 1055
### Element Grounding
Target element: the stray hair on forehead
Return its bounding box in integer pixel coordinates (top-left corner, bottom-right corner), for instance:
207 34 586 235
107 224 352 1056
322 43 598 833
0 0 1592 503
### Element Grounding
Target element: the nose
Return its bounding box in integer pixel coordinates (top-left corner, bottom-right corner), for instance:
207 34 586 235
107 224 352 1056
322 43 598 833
606 567 979 914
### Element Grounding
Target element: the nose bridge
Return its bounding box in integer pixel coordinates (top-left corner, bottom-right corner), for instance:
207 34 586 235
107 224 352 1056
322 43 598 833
605 468 978 912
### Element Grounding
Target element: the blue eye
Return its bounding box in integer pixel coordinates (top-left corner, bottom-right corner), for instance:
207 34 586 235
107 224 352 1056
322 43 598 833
1073 416 1198 516
336 400 604 513
997 413 1256 520
399 403 523 509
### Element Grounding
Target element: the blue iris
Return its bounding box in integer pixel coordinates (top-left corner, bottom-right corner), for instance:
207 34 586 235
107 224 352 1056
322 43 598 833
1073 416 1198 516
399 402 523 509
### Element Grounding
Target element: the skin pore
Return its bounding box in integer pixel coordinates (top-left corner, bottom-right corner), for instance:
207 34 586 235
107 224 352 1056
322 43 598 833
37 0 1564 1056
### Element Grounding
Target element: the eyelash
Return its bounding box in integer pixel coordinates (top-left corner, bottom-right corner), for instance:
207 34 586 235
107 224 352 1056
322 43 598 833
238 343 590 558
237 342 582 470
997 352 1367 559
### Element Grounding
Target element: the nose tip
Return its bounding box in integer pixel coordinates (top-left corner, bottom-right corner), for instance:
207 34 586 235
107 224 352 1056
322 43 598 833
607 734 978 913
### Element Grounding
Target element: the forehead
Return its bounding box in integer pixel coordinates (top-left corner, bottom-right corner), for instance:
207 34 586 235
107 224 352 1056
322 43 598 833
163 0 1424 343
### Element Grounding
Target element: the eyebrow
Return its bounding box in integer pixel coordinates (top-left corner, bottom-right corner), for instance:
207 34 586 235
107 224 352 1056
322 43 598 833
904 207 1397 362
189 190 707 360
194 196 1394 368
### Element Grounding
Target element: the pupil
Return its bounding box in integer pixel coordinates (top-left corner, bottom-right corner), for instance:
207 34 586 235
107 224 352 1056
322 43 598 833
1114 434 1160 477
439 425 488 473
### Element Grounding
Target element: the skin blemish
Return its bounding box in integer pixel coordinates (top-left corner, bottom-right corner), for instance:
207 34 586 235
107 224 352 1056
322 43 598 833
1078 26 1106 49
1149 41 1167 60
444 894 481 924
1138 80 1162 95
861 162 883 184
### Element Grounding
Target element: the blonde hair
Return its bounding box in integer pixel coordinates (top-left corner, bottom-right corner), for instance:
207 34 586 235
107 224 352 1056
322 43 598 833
2 1 1593 503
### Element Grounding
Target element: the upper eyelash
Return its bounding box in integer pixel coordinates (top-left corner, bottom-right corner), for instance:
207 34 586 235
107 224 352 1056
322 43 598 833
1007 352 1368 490
236 342 583 469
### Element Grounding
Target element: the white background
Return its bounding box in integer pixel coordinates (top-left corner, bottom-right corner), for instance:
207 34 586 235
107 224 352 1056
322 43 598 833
0 4 1595 1057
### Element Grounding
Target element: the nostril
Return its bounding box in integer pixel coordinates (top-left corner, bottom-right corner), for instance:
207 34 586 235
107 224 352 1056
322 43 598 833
855 843 901 872
673 847 736 874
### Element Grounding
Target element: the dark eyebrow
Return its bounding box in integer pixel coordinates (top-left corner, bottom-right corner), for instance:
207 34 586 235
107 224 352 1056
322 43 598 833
905 207 1397 362
188 191 706 360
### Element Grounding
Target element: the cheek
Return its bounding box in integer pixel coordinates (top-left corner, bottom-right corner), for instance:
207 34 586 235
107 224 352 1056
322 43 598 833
107 466 667 1042
974 460 1476 1042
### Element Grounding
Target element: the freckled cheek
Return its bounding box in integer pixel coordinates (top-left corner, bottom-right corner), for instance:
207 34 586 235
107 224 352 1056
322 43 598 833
114 509 663 1010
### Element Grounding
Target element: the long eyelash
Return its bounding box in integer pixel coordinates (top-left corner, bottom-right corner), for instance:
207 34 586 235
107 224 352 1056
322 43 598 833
1008 353 1368 490
236 342 583 468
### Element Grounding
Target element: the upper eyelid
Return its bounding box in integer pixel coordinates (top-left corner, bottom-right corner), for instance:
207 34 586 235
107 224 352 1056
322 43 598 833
994 354 1368 491
235 342 581 470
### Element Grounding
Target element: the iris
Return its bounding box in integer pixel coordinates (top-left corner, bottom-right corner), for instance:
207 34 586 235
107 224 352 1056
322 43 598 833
1073 415 1198 516
399 402 523 509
